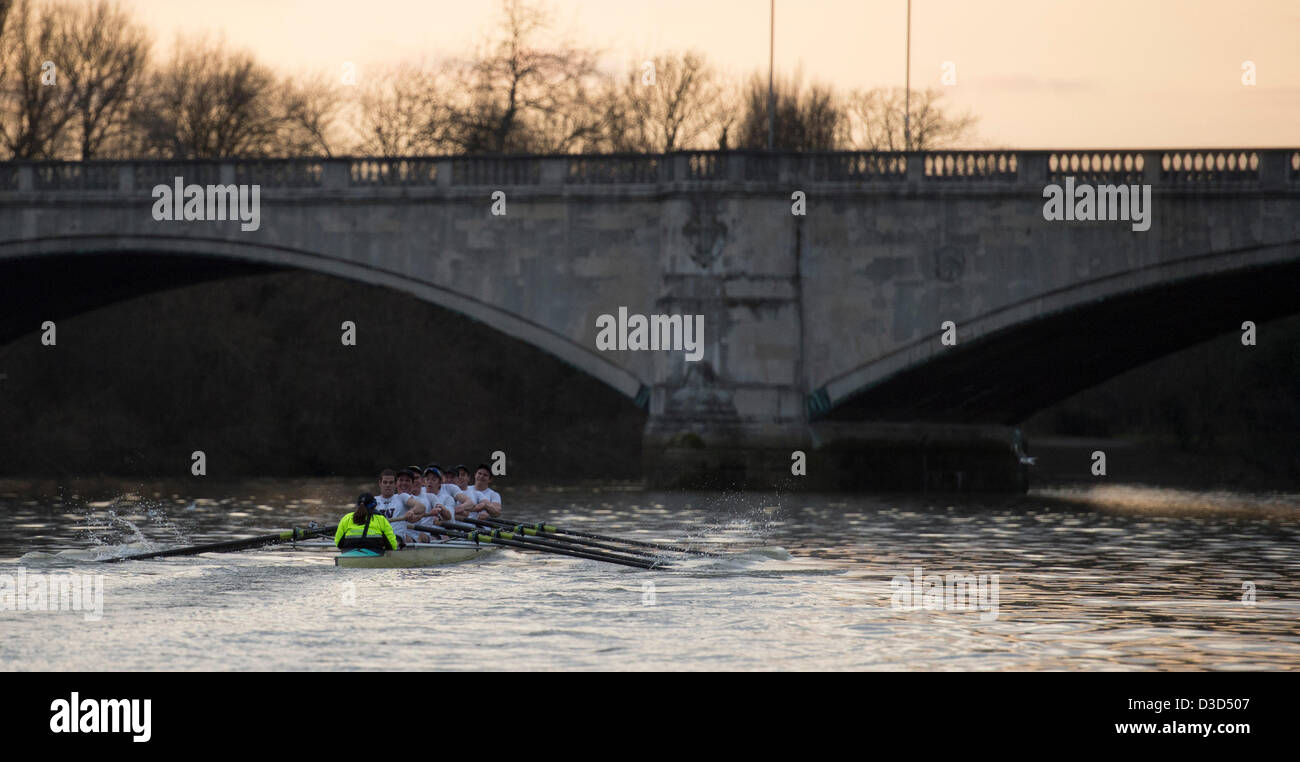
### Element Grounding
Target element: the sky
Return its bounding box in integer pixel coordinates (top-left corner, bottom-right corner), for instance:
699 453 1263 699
118 0 1300 148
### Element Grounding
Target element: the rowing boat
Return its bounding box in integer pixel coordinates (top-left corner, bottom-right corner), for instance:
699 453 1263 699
334 540 499 568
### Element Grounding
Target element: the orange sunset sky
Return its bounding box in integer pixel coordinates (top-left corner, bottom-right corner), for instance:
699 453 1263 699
119 0 1299 148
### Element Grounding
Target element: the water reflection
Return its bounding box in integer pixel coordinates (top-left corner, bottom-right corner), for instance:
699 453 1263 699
1 478 1297 670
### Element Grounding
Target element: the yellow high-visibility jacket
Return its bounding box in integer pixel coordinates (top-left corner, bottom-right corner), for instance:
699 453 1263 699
335 511 399 550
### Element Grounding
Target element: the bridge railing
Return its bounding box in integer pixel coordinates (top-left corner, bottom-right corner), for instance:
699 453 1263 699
349 158 436 187
924 151 1019 182
1044 151 1147 185
1 150 1296 194
566 155 663 184
133 161 225 189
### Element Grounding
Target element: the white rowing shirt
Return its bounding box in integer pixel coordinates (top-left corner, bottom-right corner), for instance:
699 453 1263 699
433 489 456 513
460 486 501 520
374 492 414 520
415 490 451 520
412 488 458 529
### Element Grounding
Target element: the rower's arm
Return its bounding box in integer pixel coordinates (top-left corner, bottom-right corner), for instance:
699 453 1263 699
452 492 473 517
404 496 426 521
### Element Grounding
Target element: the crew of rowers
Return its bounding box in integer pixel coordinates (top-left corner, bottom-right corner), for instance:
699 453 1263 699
335 464 503 553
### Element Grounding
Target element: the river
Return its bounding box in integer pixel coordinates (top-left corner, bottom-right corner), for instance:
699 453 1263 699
2 478 1297 670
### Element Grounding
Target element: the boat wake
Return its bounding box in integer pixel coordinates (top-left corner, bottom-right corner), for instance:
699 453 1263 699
16 542 159 565
13 495 194 564
662 545 805 574
734 546 791 561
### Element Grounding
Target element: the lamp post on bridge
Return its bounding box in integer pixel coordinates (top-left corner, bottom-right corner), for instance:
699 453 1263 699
905 0 911 153
767 0 775 151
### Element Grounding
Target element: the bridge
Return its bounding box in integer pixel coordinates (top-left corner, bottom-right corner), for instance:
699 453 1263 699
2 149 1298 490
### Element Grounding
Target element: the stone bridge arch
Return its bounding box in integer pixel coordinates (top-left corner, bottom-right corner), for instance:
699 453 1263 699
0 233 647 401
812 239 1300 423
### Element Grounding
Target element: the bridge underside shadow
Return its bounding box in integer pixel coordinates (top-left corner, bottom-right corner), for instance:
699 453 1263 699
0 253 283 346
824 259 1300 425
0 253 646 478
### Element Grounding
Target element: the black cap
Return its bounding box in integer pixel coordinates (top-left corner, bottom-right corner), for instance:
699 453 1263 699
357 493 377 509
407 465 422 475
455 464 469 474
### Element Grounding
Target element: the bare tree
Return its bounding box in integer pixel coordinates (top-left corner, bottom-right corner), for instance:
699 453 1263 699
0 0 13 96
0 1 10 125
130 35 287 158
732 71 842 151
603 50 723 153
351 63 451 156
843 87 976 151
276 72 343 157
520 53 607 153
4 0 979 162
445 0 604 154
57 0 149 159
0 0 78 158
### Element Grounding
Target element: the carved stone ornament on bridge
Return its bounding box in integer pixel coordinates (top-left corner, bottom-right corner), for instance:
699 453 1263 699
664 361 740 423
682 196 728 268
934 246 966 282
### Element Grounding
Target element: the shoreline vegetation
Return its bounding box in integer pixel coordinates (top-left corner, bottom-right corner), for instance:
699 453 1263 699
0 0 978 162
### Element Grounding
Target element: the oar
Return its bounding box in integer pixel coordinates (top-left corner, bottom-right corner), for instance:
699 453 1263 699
442 522 665 569
430 522 666 570
476 517 717 557
457 517 660 559
105 526 335 562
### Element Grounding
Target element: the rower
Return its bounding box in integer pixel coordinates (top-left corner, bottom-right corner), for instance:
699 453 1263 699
413 466 454 534
425 466 456 520
373 469 423 520
457 463 503 520
335 493 401 552
432 463 472 515
454 465 471 491
407 465 426 495
416 462 457 522
382 468 428 543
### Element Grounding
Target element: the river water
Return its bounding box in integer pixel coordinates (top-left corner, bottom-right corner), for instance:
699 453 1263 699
2 479 1298 670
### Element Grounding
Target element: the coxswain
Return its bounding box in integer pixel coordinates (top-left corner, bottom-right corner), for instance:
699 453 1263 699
335 493 401 552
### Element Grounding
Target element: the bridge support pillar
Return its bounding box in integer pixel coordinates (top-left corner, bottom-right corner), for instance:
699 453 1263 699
643 418 1029 493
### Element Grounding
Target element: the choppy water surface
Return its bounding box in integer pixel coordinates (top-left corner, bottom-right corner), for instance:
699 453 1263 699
2 479 1297 670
